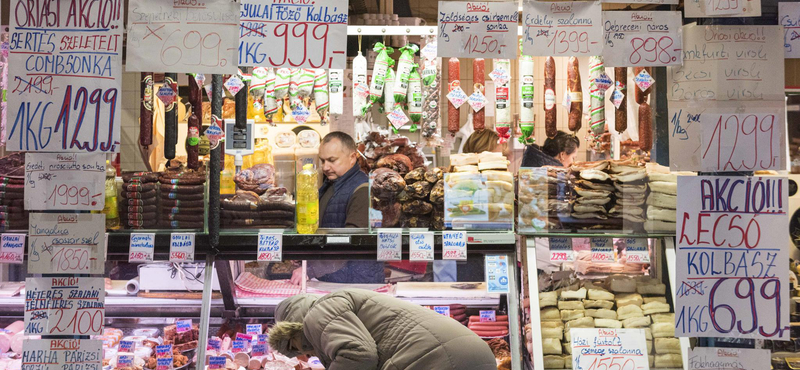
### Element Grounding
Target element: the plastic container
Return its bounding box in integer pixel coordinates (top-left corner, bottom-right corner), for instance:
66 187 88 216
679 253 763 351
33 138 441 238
296 164 319 234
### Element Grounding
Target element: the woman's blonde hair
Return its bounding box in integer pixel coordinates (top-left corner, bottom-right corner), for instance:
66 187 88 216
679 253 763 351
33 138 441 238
462 130 499 154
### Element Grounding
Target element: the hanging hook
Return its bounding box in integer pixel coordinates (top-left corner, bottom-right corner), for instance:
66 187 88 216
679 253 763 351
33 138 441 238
358 34 362 52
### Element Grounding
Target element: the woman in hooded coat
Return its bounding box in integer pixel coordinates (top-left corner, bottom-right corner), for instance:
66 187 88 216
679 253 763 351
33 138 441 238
268 289 497 370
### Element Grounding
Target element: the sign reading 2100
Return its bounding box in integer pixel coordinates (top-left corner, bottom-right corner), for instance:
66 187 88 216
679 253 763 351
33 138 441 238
7 0 123 153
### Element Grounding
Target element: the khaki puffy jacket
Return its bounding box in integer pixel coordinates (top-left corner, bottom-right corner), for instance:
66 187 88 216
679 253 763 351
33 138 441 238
275 289 497 370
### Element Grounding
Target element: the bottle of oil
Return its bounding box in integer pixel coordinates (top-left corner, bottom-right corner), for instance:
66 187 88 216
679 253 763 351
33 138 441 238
102 159 120 230
296 164 319 234
220 155 236 194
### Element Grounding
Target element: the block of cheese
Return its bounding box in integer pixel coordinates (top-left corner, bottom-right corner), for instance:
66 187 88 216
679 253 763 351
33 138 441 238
646 192 677 209
583 300 614 309
595 319 622 329
643 296 667 304
586 309 617 320
609 277 637 293
478 161 510 171
638 284 666 295
558 300 585 310
542 320 564 328
617 305 644 320
542 326 564 339
649 181 677 195
561 309 586 321
563 343 572 355
651 313 674 324
543 355 565 368
588 289 615 301
543 338 563 355
565 317 595 331
646 340 653 354
454 165 479 173
561 288 587 300
648 172 678 183
654 354 682 368
450 153 479 166
564 355 573 369
622 316 651 328
565 330 571 343
542 307 560 320
616 293 643 308
482 170 513 183
642 301 671 315
654 338 681 354
647 206 676 222
644 328 652 340
540 291 558 308
478 151 505 161
651 322 675 338
649 355 654 368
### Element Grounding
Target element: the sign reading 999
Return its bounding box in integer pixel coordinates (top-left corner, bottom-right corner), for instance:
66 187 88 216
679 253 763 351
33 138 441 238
676 176 789 340
7 0 122 152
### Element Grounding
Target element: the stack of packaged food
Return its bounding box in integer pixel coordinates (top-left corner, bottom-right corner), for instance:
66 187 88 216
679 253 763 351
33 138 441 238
120 172 160 229
159 169 206 229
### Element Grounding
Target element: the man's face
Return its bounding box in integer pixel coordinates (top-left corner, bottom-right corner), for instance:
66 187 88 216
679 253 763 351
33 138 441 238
319 138 357 181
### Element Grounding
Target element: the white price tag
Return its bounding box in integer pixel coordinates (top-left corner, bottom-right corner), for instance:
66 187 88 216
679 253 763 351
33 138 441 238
377 230 402 261
625 238 650 263
433 306 451 316
257 233 282 262
0 234 25 264
446 86 468 108
442 231 467 260
24 153 107 211
549 237 574 262
129 233 155 263
409 232 435 261
169 233 195 263
590 237 615 263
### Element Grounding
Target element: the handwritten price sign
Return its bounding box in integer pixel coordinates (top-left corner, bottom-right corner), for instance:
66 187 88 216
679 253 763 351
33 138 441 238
239 0 348 69
126 0 239 74
257 233 282 262
676 176 789 340
129 233 155 263
442 231 467 261
28 214 105 274
409 232 434 261
590 238 615 263
25 277 106 335
437 1 519 59
624 238 650 263
522 0 602 57
549 237 574 262
22 339 103 370
570 329 649 370
7 0 122 153
24 153 106 211
602 11 682 67
170 233 195 263
780 3 800 59
377 230 402 261
0 234 25 264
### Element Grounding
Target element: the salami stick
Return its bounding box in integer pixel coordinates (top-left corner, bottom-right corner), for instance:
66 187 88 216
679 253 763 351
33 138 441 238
186 75 202 170
139 72 153 148
448 57 461 135
473 58 485 131
638 102 652 152
567 57 582 133
163 73 178 163
544 57 557 139
614 67 627 134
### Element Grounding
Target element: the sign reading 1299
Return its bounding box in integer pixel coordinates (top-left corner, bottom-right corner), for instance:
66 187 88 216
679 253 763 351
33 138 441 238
7 0 123 152
239 0 349 69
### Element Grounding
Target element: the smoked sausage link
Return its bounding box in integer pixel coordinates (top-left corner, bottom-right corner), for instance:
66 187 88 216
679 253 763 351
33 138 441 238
567 57 582 132
614 67 627 134
448 58 461 134
544 57 557 139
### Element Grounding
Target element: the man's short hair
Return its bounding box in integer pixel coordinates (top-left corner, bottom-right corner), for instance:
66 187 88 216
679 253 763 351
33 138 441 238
321 131 357 152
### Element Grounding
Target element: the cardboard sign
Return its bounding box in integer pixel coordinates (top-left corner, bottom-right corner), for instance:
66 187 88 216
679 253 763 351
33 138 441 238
257 233 282 262
590 237 615 263
688 347 770 370
676 176 789 340
129 233 155 263
377 230 402 261
24 153 106 211
685 0 761 17
601 11 683 67
126 0 239 74
437 1 519 59
570 328 649 370
485 255 510 293
780 2 800 59
28 213 106 274
169 233 195 263
549 237 574 262
24 277 106 335
409 232 435 261
239 0 348 69
442 231 467 260
668 25 784 103
22 339 103 370
0 234 25 264
7 0 122 152
522 0 602 57
625 238 650 263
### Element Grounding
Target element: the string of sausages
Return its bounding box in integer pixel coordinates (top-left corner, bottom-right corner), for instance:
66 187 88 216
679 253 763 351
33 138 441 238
448 57 461 135
635 67 653 152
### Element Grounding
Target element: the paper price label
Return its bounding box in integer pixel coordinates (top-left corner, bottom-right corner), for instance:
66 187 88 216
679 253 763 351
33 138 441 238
251 343 267 357
156 358 173 370
129 233 155 263
442 231 467 260
246 324 262 335
409 232 434 261
433 306 451 316
437 1 519 59
601 11 683 67
688 347 770 370
23 339 103 370
611 88 625 109
232 340 246 353
594 73 613 93
625 238 650 263
292 104 311 124
480 310 496 322
468 90 487 112
486 255 510 293
634 69 656 92
377 230 402 261
118 354 134 367
257 233 282 262
549 237 574 262
224 75 245 95
446 87 468 108
522 0 603 56
0 234 25 264
28 214 106 274
590 238 615 263
257 334 268 344
209 357 226 370
208 338 221 351
570 329 649 370
170 233 195 263
24 153 106 211
489 69 510 86
176 320 192 333
387 108 410 130
119 340 135 353
156 345 172 358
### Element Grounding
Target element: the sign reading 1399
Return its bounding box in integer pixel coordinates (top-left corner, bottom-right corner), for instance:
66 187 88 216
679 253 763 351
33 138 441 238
437 1 519 59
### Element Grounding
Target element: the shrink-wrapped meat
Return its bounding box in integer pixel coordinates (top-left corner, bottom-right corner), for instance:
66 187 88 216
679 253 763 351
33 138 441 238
404 167 426 184
406 181 432 199
371 168 406 200
376 154 413 175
